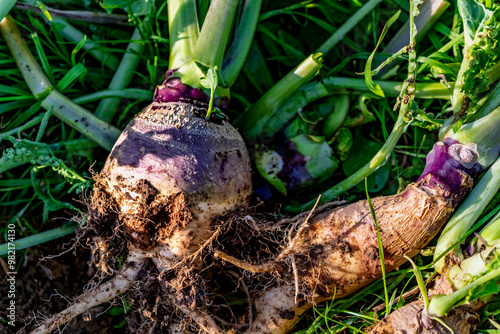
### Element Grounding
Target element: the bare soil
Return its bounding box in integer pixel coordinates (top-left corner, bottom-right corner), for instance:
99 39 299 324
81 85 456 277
0 230 124 334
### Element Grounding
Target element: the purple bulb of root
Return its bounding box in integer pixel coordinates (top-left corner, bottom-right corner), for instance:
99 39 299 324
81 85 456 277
94 70 251 257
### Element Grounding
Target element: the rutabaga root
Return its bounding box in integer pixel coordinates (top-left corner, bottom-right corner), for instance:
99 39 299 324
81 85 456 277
237 174 472 333
218 139 478 334
368 299 478 334
31 100 252 333
31 251 145 334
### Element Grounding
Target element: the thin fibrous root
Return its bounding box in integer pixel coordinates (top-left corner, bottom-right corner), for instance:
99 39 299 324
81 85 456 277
214 196 322 274
228 270 253 329
31 251 145 334
213 251 275 273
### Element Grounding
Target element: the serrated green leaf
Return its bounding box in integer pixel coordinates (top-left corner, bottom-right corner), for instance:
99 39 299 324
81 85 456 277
364 10 401 98
458 0 493 49
467 279 499 302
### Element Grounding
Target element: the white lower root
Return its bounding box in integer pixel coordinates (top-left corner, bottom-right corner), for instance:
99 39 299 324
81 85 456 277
30 248 223 334
31 252 145 334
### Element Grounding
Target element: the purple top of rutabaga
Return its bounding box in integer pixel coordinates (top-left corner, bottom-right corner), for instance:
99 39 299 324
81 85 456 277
153 69 230 113
417 138 483 201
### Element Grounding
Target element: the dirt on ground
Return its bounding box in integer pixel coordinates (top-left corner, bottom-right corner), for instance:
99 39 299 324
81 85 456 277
0 227 126 334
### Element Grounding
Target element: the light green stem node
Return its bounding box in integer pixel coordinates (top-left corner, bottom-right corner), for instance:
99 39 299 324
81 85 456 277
0 0 16 22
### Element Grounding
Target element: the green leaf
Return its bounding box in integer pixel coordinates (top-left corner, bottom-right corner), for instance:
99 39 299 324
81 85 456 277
290 134 338 180
405 255 430 309
467 279 500 302
31 32 55 86
242 42 274 95
200 67 218 90
71 35 86 67
331 127 353 161
56 63 87 92
457 0 493 49
109 306 126 316
366 178 389 316
364 10 401 98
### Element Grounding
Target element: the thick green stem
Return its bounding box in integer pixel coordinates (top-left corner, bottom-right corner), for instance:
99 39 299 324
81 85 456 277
42 91 121 151
287 113 407 212
0 0 16 21
168 0 199 69
0 16 121 151
73 89 152 105
448 106 500 167
222 0 263 87
434 155 500 274
262 76 449 139
237 0 385 141
262 78 450 138
191 0 238 70
1 16 53 100
427 267 500 318
315 0 383 55
95 28 144 123
234 54 323 139
287 0 422 212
